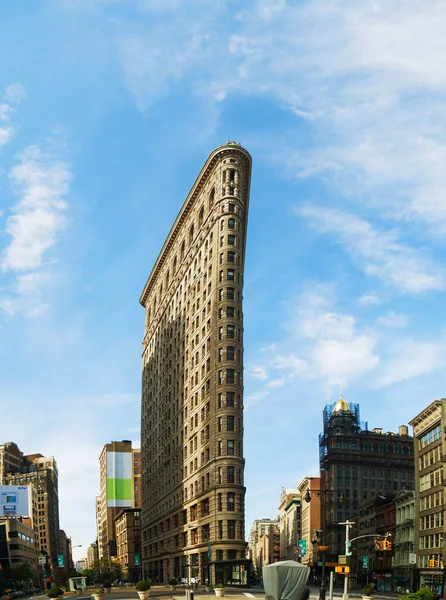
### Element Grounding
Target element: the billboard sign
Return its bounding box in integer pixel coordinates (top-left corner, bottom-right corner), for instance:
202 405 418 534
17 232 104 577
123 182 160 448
106 452 132 508
298 539 307 557
0 485 30 518
58 555 65 568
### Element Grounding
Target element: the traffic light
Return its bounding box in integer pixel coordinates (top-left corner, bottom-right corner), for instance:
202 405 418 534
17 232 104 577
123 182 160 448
387 541 393 551
382 540 388 550
429 558 437 568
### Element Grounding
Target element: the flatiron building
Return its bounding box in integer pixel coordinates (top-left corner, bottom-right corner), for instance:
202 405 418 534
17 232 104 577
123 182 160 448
140 143 251 586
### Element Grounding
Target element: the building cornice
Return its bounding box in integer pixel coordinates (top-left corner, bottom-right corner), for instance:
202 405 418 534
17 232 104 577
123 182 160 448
139 143 252 306
409 400 443 429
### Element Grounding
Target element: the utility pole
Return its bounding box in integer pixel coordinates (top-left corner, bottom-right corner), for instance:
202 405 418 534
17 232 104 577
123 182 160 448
339 521 355 600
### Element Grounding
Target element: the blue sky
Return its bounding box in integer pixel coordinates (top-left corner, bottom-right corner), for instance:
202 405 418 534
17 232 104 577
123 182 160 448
1 0 445 561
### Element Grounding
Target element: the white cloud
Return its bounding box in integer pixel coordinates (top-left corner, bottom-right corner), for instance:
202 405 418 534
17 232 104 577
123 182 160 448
377 339 442 388
247 287 379 393
266 377 287 389
3 145 71 272
272 353 308 376
358 295 381 305
4 83 25 104
0 126 13 146
0 83 24 147
0 144 72 318
376 311 408 328
245 390 270 409
247 365 268 381
312 335 379 386
298 205 445 294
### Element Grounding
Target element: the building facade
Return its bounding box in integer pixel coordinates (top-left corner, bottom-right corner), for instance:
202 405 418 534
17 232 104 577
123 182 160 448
86 542 99 570
140 143 252 585
58 530 72 572
394 490 415 592
0 442 24 482
133 450 142 509
248 519 279 575
297 477 321 567
114 508 142 583
0 519 39 583
1 446 60 568
97 440 139 559
409 399 446 593
319 397 414 563
277 489 301 562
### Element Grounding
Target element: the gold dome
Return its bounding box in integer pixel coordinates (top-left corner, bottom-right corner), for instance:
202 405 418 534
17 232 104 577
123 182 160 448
333 397 350 412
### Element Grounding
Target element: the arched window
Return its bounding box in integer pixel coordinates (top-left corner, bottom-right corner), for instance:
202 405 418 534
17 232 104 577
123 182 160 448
198 206 204 227
180 241 185 260
228 218 235 230
173 255 177 273
189 224 194 244
209 187 215 210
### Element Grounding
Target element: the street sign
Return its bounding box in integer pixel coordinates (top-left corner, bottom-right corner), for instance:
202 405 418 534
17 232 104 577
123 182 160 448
57 555 64 568
374 540 383 551
38 556 46 566
362 556 369 569
338 555 347 565
298 540 307 557
409 553 417 565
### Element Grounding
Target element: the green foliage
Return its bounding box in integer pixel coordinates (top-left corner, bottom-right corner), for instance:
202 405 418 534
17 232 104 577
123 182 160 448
94 589 104 595
47 586 64 598
97 572 113 584
169 578 177 586
102 580 111 588
136 581 150 591
400 590 434 600
215 584 226 589
81 569 95 585
362 585 374 596
417 589 434 600
7 563 33 584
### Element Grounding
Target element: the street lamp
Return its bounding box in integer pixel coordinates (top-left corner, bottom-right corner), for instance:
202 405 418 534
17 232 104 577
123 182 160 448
304 487 345 600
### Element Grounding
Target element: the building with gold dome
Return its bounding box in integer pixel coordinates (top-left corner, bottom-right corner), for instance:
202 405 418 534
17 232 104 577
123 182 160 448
318 398 414 566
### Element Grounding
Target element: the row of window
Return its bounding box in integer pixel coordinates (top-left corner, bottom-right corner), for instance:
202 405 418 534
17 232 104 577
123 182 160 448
337 465 412 478
217 415 241 432
420 467 443 491
336 477 411 490
218 286 238 301
219 268 240 283
420 491 442 510
419 424 442 449
420 511 443 530
145 519 244 557
419 445 442 470
419 533 442 549
333 440 414 454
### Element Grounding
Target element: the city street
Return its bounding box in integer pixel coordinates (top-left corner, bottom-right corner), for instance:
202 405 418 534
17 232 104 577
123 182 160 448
63 586 402 600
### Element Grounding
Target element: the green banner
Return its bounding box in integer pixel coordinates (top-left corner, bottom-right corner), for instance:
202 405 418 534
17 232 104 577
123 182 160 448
57 555 64 568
